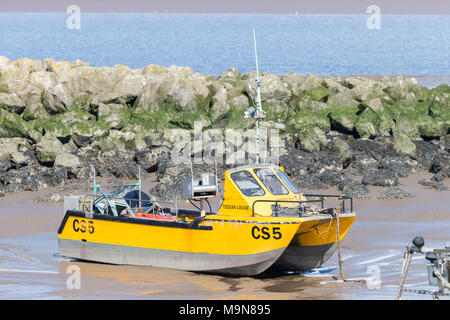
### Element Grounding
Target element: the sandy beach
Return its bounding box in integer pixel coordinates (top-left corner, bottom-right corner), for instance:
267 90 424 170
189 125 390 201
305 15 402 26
0 172 448 300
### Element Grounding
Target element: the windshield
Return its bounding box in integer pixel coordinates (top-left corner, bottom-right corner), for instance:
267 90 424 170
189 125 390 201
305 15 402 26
276 170 299 194
230 171 265 197
254 168 289 195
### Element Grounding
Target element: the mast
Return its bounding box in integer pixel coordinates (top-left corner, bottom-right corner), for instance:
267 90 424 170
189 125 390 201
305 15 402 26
252 28 265 163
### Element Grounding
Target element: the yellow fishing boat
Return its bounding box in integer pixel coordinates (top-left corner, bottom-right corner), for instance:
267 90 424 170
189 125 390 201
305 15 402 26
58 30 355 276
58 164 355 276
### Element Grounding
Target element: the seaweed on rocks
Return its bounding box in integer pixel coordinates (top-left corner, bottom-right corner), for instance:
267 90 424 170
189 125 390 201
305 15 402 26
338 180 370 200
414 140 445 171
0 57 449 200
293 174 329 190
362 168 399 187
379 156 418 178
418 179 449 191
350 154 379 175
279 147 314 178
431 172 446 182
377 187 416 200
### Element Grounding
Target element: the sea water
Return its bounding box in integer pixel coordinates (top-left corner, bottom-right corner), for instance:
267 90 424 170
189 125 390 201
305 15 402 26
0 13 449 76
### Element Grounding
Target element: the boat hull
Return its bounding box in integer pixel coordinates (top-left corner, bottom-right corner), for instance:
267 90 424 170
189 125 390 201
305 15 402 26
57 211 301 276
271 212 356 271
270 242 337 271
58 238 285 276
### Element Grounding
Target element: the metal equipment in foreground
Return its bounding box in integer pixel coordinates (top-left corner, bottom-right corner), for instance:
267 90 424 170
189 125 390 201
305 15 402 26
396 236 450 300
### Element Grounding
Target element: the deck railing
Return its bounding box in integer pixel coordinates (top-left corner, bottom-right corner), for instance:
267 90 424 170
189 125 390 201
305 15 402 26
251 194 353 217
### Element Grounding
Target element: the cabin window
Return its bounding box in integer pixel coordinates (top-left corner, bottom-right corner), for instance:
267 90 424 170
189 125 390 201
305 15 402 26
254 168 289 195
276 170 299 194
230 171 265 197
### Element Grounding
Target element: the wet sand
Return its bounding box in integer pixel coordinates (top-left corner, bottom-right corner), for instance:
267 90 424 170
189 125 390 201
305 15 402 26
0 173 448 300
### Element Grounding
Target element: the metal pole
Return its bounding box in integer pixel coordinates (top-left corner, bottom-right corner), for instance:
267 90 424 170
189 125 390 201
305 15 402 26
93 166 96 196
253 28 262 164
396 247 413 300
175 196 178 219
335 210 345 280
138 166 142 209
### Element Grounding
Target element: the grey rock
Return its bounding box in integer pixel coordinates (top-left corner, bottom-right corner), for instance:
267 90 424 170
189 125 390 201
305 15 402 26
338 180 370 200
379 156 418 178
393 134 416 158
293 174 329 190
362 168 399 187
35 137 66 164
333 138 352 161
377 187 416 200
431 172 446 182
418 179 449 191
43 83 74 114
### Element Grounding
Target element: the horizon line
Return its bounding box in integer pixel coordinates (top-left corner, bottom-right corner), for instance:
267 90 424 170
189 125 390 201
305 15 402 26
1 11 450 16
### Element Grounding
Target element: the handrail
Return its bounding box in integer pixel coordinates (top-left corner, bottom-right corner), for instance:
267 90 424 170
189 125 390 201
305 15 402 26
251 199 323 217
251 194 354 217
95 183 139 188
303 194 353 214
85 194 177 206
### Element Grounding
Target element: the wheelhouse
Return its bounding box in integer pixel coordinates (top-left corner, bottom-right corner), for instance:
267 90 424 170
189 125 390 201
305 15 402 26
218 164 305 217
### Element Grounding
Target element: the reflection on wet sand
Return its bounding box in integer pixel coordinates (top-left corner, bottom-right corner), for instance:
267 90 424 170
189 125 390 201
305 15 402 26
0 173 448 299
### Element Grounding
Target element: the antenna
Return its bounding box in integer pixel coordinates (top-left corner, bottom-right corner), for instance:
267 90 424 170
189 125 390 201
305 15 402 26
244 28 265 164
253 28 260 82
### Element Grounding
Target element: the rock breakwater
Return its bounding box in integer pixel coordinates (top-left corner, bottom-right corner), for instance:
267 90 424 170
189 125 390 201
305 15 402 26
0 57 448 201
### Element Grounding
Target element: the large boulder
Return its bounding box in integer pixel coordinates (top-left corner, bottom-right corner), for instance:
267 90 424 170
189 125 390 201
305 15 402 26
22 102 50 121
43 83 74 114
137 65 211 114
10 150 31 169
0 109 29 138
54 153 82 178
296 127 327 152
112 72 147 104
355 108 379 139
0 138 29 161
333 138 352 160
98 103 131 130
54 153 81 169
0 93 26 114
92 130 146 152
0 68 44 105
328 107 358 134
35 137 66 164
327 93 359 109
392 115 420 139
290 109 330 133
393 133 416 158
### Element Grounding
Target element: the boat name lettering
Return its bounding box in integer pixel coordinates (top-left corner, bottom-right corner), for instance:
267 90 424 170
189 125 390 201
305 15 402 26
251 226 282 240
73 219 94 234
223 204 249 210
